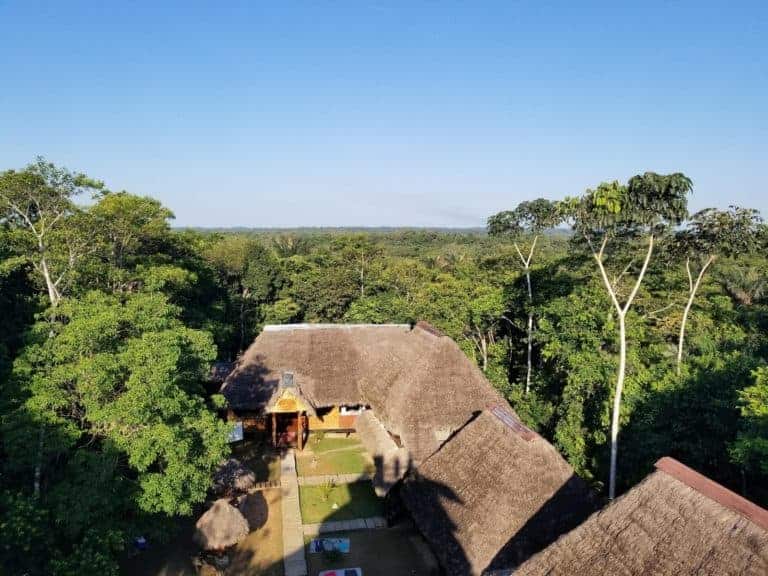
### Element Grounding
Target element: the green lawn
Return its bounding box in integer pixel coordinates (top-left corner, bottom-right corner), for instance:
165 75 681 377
299 481 384 524
297 449 375 477
297 434 375 477
308 434 363 454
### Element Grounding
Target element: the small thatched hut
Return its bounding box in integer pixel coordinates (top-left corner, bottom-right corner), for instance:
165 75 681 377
194 499 250 551
512 457 768 576
212 458 256 496
400 408 595 576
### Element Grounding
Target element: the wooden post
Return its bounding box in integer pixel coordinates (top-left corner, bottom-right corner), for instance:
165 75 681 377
271 412 277 447
298 412 304 451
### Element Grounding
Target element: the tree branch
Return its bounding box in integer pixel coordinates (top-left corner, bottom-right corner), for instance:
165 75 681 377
622 234 654 314
592 236 623 315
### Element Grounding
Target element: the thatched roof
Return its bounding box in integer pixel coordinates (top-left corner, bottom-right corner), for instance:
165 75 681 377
400 408 595 576
356 409 411 496
221 323 506 464
209 361 235 383
194 499 250 551
212 458 256 496
513 457 768 576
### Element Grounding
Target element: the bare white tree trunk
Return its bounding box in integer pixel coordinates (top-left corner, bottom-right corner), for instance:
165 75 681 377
592 234 654 500
609 313 626 500
677 255 715 375
39 255 61 307
525 274 533 394
515 236 538 394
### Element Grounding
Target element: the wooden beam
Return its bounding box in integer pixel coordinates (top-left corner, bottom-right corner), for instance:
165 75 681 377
298 412 304 451
271 412 277 447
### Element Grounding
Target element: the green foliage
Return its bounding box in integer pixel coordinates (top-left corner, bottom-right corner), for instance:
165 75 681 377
732 367 768 483
487 198 560 237
2 158 768 572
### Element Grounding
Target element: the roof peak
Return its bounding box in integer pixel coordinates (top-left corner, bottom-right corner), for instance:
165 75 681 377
655 457 768 531
262 323 411 331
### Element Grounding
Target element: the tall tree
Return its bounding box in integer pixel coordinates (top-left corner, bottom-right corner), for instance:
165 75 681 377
488 199 560 393
0 159 103 307
561 173 691 498
89 191 174 289
674 206 763 373
204 235 280 354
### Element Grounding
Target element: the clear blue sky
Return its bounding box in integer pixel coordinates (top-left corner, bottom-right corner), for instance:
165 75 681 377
1 2 766 227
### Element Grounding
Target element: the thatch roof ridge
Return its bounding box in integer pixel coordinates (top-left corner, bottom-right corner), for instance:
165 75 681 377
655 456 768 531
356 410 411 496
513 461 768 576
263 323 411 331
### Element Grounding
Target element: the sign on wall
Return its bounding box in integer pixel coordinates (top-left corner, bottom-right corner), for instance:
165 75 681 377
271 389 307 413
228 421 244 443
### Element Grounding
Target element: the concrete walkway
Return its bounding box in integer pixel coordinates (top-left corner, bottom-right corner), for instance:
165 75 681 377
280 450 308 576
302 516 387 536
297 472 373 486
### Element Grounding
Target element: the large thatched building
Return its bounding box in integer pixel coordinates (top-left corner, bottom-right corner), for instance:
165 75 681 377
512 457 768 576
221 322 505 460
220 323 595 573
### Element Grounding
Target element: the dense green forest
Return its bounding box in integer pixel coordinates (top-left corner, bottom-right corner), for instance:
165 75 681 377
1 159 767 574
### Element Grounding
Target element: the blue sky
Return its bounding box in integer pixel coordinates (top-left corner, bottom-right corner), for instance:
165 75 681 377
1 1 766 227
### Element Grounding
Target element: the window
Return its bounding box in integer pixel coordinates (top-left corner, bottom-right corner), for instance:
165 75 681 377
340 404 364 415
282 371 295 387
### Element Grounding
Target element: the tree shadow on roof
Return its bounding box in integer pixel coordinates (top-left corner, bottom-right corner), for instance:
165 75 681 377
221 355 279 412
485 473 597 573
396 461 473 576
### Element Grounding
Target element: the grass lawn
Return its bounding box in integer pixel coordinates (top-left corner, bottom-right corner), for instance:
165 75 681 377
297 434 375 477
226 488 284 576
305 528 439 576
299 481 384 524
297 449 375 477
308 434 364 454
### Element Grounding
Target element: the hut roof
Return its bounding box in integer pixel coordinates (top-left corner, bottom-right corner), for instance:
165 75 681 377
193 499 250 550
512 457 768 576
212 458 256 496
399 408 595 576
209 361 235 383
221 322 506 463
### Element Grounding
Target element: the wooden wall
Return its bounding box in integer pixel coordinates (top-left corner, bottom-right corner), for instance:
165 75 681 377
308 406 358 430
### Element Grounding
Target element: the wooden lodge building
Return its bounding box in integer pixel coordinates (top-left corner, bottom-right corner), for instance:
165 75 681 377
219 323 768 575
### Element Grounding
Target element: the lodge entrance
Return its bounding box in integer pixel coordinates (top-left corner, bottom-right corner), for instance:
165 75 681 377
271 411 308 450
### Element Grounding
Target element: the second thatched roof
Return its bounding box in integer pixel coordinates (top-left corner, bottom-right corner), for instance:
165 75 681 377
400 408 595 576
193 499 250 551
513 457 768 576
